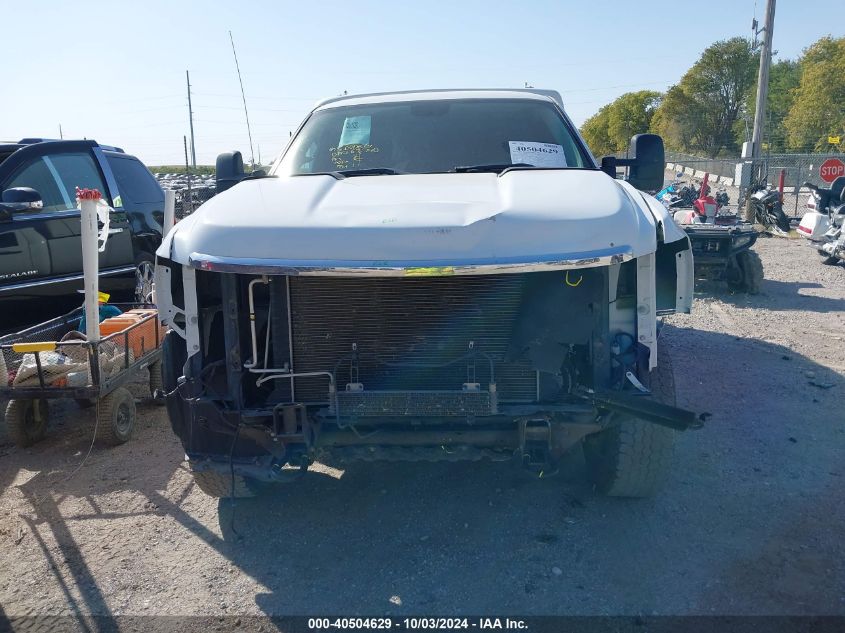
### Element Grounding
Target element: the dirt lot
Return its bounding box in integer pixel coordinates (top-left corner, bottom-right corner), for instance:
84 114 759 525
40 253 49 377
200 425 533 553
0 236 843 619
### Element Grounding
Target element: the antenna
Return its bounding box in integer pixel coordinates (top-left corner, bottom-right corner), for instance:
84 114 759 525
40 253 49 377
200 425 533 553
186 70 197 168
229 30 255 168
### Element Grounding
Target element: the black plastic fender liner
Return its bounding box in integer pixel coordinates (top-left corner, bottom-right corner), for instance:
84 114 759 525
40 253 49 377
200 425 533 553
590 390 701 431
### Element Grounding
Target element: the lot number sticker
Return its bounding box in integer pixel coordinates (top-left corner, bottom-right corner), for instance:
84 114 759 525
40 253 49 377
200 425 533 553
509 141 567 167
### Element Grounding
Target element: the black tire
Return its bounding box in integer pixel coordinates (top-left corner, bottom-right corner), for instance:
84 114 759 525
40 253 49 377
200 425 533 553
728 250 764 294
770 205 791 234
5 399 49 448
96 387 136 445
583 343 676 498
148 361 165 405
191 466 255 498
818 250 838 265
134 252 155 304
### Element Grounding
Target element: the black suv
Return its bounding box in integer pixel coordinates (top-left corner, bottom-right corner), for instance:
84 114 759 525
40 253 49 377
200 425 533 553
0 139 164 323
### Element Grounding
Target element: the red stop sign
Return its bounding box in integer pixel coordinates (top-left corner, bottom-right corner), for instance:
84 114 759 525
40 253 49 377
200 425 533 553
820 158 845 183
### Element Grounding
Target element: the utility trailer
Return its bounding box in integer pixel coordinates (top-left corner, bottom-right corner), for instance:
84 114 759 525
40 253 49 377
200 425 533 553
1 304 163 447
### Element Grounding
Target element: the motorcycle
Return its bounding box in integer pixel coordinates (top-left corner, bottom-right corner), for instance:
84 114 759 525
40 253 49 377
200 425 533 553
747 184 791 234
656 174 687 210
797 177 845 264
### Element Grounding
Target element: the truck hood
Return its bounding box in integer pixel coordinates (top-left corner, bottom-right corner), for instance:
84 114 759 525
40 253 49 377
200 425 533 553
161 170 679 271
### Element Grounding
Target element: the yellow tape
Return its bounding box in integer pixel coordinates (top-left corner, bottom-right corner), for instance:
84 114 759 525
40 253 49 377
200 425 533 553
12 342 57 353
404 266 455 277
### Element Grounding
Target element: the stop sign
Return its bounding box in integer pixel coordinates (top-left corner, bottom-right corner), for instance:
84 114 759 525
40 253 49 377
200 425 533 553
820 158 845 183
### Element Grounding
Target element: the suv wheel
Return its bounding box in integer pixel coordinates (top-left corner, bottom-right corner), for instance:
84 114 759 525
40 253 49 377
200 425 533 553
134 253 155 303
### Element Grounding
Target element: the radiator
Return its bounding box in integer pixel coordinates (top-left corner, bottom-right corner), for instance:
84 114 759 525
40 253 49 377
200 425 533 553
286 275 537 405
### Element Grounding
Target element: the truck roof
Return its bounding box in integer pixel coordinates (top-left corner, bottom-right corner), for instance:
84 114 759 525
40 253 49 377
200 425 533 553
314 88 565 111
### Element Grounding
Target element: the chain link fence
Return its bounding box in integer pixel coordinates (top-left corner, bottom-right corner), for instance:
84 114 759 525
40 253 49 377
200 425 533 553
153 173 216 221
663 151 845 219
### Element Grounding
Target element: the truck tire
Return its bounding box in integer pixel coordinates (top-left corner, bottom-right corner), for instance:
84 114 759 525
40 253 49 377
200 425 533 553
728 250 764 294
583 344 676 498
148 361 165 404
96 387 136 445
190 466 255 498
5 399 49 448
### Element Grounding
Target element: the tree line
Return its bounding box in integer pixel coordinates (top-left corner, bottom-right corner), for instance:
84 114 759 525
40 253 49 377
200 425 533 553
580 35 845 158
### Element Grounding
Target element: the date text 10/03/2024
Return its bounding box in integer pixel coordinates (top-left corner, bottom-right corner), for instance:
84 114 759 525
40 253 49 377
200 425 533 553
308 618 529 630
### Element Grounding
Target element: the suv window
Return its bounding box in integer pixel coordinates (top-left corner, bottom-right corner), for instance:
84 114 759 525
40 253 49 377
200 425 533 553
277 98 592 176
2 152 107 211
106 155 164 205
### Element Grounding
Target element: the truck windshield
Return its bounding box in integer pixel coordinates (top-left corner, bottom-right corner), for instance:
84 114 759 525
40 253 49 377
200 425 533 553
275 98 593 176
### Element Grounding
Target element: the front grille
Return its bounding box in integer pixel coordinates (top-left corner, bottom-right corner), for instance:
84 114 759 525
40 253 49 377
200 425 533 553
287 275 537 404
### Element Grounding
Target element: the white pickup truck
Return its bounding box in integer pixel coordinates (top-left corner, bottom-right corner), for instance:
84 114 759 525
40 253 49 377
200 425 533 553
155 89 696 499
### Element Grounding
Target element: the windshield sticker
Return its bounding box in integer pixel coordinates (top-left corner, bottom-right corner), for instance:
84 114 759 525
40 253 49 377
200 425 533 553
330 143 380 169
339 116 371 147
508 141 567 168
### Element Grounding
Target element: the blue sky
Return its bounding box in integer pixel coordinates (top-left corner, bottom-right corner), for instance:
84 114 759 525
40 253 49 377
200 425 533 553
2 0 841 165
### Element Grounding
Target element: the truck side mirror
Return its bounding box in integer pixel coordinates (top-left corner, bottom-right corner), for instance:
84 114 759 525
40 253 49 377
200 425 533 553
215 151 245 193
0 187 44 218
626 134 664 192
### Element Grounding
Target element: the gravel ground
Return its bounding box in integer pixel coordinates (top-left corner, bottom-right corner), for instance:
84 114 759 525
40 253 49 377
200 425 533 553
0 236 843 619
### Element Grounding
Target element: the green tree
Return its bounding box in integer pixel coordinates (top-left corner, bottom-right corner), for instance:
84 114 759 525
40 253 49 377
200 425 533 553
784 36 845 152
580 90 661 156
580 105 614 156
737 59 801 152
652 37 758 157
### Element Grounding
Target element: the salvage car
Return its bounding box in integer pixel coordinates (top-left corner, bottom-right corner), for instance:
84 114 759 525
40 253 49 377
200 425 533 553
0 139 164 323
155 89 697 499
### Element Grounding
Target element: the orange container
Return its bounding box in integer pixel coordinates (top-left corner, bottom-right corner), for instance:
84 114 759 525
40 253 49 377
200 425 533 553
100 314 164 358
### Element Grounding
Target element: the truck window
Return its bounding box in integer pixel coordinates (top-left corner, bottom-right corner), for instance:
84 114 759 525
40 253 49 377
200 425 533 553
277 98 592 176
106 155 164 206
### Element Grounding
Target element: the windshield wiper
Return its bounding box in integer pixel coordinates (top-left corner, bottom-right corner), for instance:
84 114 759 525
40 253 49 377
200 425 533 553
452 163 532 173
336 168 405 177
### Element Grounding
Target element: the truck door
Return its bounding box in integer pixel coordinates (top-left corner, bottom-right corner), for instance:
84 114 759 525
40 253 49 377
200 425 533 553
0 148 133 293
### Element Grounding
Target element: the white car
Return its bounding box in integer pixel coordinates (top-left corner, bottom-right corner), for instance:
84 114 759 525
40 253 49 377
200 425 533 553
155 89 695 499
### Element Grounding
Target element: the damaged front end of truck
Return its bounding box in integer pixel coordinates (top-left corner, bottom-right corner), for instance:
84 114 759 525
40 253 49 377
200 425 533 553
154 90 699 498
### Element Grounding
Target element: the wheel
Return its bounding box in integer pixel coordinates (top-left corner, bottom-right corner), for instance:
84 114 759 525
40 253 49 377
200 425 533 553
583 342 676 498
134 252 155 303
95 387 136 445
770 205 791 233
818 250 838 265
727 250 764 294
148 361 165 405
5 399 49 448
190 465 255 498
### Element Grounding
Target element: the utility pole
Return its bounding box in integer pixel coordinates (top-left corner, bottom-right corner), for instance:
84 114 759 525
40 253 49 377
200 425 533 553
58 124 63 139
750 0 775 179
186 70 197 168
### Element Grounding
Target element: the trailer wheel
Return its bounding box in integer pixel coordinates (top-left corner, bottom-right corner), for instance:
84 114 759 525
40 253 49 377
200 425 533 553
190 466 255 498
728 250 764 294
583 343 676 498
5 399 49 448
96 387 136 445
148 361 165 405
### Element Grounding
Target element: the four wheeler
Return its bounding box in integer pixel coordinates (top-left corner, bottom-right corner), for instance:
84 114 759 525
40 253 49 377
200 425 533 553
674 173 763 293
